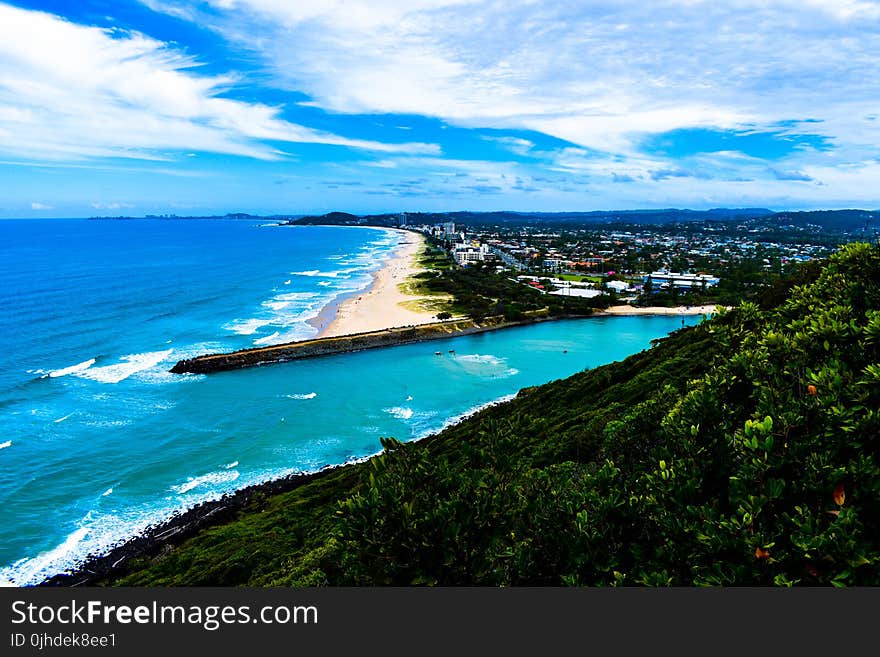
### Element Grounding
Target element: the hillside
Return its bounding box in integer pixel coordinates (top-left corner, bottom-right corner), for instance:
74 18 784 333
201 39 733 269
766 209 880 233
290 208 774 228
102 243 879 587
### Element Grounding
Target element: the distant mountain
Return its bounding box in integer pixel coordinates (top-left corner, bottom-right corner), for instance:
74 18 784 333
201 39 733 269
291 208 776 228
290 211 373 225
89 212 304 221
764 209 880 233
90 208 879 233
89 213 264 220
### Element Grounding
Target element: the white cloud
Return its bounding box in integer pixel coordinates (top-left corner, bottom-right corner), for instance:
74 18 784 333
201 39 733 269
0 3 438 162
91 202 135 210
152 0 880 199
31 202 54 210
482 136 535 156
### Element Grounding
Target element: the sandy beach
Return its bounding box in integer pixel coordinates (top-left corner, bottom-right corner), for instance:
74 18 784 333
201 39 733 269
314 229 439 338
311 229 723 338
600 304 724 316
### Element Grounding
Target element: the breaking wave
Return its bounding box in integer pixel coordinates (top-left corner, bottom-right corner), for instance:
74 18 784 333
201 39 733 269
223 318 273 335
76 350 174 385
171 470 240 495
384 406 414 420
253 332 281 346
287 392 317 400
46 358 95 378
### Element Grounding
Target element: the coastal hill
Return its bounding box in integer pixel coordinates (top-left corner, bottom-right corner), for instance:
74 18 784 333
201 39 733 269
290 208 774 227
86 208 880 233
290 208 880 232
71 242 880 587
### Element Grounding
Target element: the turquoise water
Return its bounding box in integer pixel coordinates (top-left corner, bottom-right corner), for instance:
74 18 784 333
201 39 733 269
0 219 700 585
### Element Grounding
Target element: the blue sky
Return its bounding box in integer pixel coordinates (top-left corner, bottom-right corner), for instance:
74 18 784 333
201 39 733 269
2 0 880 217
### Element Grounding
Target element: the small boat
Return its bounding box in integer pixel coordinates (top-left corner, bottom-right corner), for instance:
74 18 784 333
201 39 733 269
448 349 456 354
434 351 442 355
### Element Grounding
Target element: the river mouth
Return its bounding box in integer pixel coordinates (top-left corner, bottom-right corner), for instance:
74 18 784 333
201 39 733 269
2 314 702 586
0 220 705 586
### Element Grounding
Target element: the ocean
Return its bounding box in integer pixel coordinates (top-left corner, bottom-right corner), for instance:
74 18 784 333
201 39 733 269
0 218 701 585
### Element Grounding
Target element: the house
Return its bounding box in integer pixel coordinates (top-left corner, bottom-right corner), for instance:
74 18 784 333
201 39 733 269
605 280 630 293
644 271 719 290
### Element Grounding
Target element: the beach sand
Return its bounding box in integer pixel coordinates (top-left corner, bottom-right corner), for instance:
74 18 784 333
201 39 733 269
600 304 724 316
315 229 439 338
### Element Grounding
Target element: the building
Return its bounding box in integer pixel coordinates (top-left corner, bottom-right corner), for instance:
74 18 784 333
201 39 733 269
605 280 631 293
453 242 490 266
549 287 603 298
644 271 719 290
543 257 571 271
571 257 606 270
429 221 457 240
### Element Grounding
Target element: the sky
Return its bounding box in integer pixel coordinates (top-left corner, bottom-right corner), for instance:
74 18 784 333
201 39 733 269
1 0 880 217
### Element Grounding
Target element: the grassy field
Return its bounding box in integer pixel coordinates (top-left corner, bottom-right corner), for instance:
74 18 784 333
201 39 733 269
551 273 603 283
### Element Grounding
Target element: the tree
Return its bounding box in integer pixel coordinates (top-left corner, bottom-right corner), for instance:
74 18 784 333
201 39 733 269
641 276 653 306
436 311 452 321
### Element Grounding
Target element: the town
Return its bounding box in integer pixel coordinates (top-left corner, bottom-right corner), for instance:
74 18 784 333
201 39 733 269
412 211 858 307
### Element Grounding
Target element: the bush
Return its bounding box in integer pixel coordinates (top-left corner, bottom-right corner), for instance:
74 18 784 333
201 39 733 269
331 244 880 585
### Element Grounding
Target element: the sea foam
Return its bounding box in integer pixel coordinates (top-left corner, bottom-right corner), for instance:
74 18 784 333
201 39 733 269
171 470 240 495
224 318 272 335
456 354 505 365
77 349 173 384
0 511 161 587
384 406 414 420
253 332 281 346
47 358 96 378
274 291 319 301
287 392 317 400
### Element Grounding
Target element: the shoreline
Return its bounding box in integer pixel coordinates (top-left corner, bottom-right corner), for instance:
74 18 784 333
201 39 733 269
599 304 724 316
38 467 338 587
168 305 725 375
38 391 523 587
40 308 713 586
315 228 437 338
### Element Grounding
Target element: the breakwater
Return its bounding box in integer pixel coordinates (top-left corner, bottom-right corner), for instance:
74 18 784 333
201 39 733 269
170 312 570 374
19 312 700 586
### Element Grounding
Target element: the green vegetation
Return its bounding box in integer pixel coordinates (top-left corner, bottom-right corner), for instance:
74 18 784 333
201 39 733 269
554 273 603 283
396 243 455 314
414 260 609 321
416 243 453 270
407 238 605 320
636 257 825 309
109 243 880 586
